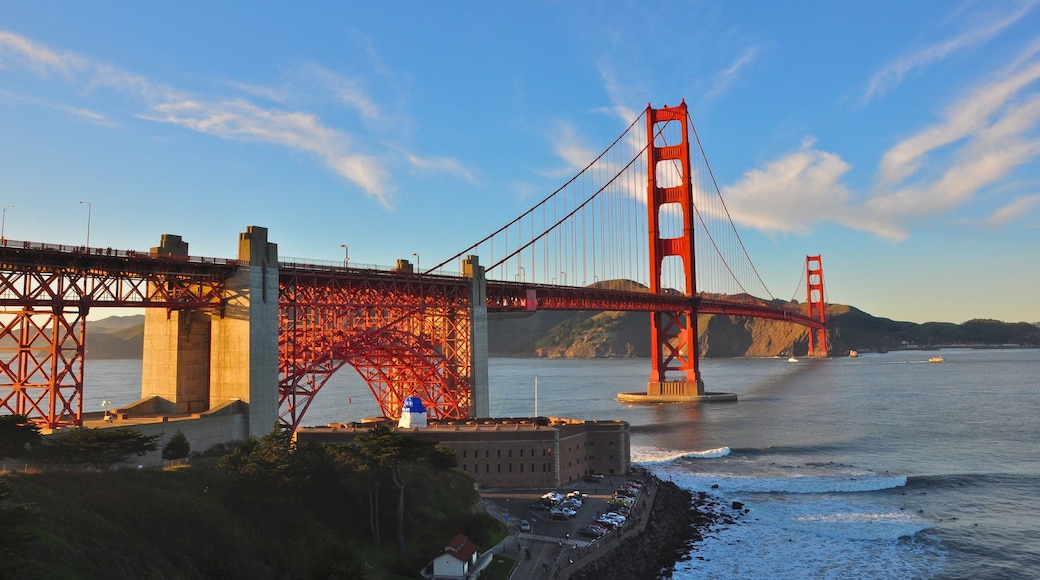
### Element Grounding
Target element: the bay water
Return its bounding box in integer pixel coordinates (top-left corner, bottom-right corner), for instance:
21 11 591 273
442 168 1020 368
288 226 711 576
84 348 1040 579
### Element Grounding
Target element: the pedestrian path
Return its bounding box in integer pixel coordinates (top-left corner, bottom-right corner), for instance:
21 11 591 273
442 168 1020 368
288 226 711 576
517 532 595 549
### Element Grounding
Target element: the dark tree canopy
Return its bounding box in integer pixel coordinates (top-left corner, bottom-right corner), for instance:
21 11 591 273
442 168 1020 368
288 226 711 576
37 427 159 466
162 430 191 460
0 414 42 458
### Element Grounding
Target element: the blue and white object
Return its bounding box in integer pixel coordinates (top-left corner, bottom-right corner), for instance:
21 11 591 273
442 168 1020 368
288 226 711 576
398 396 427 428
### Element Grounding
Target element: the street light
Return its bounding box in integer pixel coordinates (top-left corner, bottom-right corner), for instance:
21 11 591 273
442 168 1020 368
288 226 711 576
1 204 12 243
340 244 349 267
78 200 92 247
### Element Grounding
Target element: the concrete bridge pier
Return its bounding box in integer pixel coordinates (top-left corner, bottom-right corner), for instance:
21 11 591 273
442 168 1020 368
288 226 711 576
140 226 279 438
464 255 490 418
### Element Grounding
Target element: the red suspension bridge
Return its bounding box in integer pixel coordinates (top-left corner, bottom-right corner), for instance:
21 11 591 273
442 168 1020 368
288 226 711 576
0 101 826 434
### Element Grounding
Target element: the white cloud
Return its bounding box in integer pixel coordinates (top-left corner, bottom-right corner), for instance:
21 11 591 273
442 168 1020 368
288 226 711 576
404 151 475 182
0 30 86 77
865 1 1036 102
980 193 1040 227
0 30 396 206
878 59 1040 186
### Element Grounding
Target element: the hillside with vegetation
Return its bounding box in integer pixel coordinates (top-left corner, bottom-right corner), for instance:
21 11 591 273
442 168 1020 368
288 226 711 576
0 421 502 580
84 300 1039 361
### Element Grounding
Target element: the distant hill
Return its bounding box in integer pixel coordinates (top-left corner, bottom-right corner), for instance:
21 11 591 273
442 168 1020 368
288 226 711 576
84 304 1039 360
85 314 144 359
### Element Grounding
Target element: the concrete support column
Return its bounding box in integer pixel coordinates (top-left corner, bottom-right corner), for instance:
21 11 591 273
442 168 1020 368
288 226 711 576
464 255 490 418
142 234 212 414
210 226 279 437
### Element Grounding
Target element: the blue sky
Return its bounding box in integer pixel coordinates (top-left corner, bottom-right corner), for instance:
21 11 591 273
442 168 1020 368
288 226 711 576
1 1 1038 325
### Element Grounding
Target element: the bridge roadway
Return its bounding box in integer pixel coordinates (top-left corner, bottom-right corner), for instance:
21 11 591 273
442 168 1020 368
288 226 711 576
0 237 821 325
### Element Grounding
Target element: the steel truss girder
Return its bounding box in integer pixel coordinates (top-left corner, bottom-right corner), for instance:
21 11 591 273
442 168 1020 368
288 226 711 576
277 268 472 430
0 242 236 427
0 242 234 310
0 309 85 428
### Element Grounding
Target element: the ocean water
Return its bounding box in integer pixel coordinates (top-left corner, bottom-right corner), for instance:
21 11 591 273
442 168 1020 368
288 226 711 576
83 348 1040 579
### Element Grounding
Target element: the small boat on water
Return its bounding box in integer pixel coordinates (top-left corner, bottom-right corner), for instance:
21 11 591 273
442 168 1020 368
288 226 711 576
849 350 858 358
928 356 945 363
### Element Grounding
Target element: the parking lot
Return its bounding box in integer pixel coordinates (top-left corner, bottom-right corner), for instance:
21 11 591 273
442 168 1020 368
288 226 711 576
480 473 654 578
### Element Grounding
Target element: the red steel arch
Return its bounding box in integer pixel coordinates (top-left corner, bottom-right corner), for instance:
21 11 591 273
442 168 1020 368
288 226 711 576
277 264 473 430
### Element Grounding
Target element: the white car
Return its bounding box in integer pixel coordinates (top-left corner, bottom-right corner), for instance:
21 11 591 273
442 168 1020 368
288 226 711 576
550 507 577 518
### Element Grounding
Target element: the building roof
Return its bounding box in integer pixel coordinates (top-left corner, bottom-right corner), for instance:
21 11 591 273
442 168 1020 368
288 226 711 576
443 533 479 563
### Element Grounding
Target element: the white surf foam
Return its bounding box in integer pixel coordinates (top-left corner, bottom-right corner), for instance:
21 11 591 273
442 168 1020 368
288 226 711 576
632 444 731 464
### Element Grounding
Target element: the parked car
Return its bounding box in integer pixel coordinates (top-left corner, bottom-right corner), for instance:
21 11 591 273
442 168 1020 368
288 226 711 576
578 524 607 538
550 507 577 518
559 498 583 509
584 474 605 482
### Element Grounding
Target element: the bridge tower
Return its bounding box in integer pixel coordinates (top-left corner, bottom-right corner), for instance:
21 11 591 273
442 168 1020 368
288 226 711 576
645 101 705 397
805 255 828 356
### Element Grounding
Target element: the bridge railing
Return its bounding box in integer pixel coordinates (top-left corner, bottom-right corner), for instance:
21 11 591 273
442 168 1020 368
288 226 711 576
0 238 238 266
278 256 462 277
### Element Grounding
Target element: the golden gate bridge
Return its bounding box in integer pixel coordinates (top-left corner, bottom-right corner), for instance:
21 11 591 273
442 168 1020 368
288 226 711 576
0 101 826 433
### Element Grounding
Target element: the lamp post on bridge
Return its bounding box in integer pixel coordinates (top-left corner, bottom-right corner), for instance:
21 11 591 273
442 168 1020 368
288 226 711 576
77 200 92 247
2 204 12 243
412 252 420 274
340 244 349 267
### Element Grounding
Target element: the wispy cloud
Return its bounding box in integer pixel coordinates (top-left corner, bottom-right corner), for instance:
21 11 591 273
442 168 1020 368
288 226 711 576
864 1 1036 102
871 46 1040 224
705 47 757 101
979 193 1040 227
723 42 1040 242
0 31 86 77
404 151 476 182
0 30 397 207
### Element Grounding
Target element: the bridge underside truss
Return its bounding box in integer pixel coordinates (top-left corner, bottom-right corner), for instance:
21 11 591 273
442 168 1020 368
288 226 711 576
278 270 473 430
0 241 234 428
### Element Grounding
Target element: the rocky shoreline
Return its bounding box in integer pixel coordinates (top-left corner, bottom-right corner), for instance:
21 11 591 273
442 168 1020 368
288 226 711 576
569 479 740 580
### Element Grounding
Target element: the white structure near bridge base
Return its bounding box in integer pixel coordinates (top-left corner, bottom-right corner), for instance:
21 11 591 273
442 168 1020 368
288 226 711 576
398 396 428 429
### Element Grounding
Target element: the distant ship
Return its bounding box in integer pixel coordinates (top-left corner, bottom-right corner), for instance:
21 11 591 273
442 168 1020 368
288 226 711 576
928 356 945 363
849 350 858 358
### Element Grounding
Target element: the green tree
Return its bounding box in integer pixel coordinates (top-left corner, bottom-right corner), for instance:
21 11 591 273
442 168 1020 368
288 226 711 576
351 424 448 555
217 425 295 482
162 430 191 460
37 427 159 467
0 414 42 458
